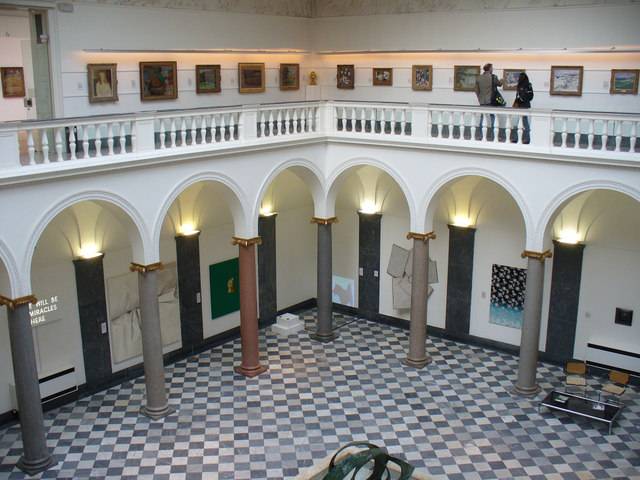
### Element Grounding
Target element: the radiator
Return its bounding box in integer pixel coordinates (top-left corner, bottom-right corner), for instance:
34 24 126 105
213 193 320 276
10 366 78 410
585 343 640 375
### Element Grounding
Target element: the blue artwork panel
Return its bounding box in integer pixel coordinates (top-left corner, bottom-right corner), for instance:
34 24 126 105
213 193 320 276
489 264 527 329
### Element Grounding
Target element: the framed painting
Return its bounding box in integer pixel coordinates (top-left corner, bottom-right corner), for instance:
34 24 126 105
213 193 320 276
196 64 221 94
502 69 525 91
87 63 118 103
337 64 355 89
1 67 26 98
610 69 639 95
372 67 393 86
209 258 240 319
412 65 432 91
139 61 178 101
489 264 527 329
550 66 583 96
454 65 480 92
238 63 265 93
279 63 299 91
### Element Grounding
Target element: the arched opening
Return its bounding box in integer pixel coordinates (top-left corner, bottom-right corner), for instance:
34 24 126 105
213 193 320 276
426 175 528 346
158 180 247 348
541 189 640 368
328 164 411 324
28 199 145 391
256 167 319 325
0 260 14 417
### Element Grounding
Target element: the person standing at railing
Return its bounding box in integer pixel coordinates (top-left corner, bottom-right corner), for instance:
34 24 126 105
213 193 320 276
512 72 534 144
475 63 502 140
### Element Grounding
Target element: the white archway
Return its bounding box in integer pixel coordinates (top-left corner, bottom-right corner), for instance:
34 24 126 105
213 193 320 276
0 237 20 298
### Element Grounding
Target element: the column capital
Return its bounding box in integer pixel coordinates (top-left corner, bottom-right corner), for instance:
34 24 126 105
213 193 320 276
521 250 553 262
310 216 338 225
129 262 164 273
406 231 436 242
232 236 262 247
0 294 37 310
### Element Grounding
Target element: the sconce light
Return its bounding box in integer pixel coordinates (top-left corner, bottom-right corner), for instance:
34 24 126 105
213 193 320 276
79 243 102 259
557 229 581 245
451 215 473 228
178 223 200 236
359 200 380 215
259 205 277 217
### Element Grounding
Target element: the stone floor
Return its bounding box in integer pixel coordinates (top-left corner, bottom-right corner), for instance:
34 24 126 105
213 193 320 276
0 309 638 479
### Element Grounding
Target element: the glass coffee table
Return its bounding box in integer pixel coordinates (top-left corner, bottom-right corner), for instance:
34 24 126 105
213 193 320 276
539 390 623 435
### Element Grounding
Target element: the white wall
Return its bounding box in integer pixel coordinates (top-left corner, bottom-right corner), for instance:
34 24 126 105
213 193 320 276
0 266 14 415
0 12 34 122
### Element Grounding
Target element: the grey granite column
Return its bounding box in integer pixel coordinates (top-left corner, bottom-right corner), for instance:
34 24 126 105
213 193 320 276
175 233 203 353
258 214 278 327
310 217 338 343
0 296 56 475
403 232 436 368
130 263 173 420
514 250 552 396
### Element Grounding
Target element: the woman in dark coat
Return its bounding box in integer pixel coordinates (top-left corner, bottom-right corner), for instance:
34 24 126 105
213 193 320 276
513 72 533 143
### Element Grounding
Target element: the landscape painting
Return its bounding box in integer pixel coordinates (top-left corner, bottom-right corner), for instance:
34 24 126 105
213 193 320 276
454 65 480 92
550 66 583 96
610 69 639 94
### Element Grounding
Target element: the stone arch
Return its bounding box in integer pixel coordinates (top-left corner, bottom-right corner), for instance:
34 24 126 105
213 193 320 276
252 158 325 230
0 238 20 298
422 167 534 244
536 180 640 247
326 157 416 228
23 190 149 291
153 172 250 256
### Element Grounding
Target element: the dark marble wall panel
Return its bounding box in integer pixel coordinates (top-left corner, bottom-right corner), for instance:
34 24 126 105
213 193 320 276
545 241 585 363
445 225 476 335
258 215 278 327
73 255 112 388
358 213 381 320
175 234 204 353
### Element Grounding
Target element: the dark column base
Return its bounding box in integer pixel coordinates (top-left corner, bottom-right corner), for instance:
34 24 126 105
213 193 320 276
512 383 541 397
17 453 57 476
402 355 432 369
140 404 174 421
309 331 338 343
234 364 268 378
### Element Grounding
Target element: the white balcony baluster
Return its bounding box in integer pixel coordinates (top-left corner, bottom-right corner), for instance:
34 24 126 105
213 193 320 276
68 127 77 160
119 123 127 154
27 130 36 164
95 125 102 158
55 128 63 161
42 130 50 163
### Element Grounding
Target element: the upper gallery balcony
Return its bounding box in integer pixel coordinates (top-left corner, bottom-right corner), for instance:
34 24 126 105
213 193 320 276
0 101 638 180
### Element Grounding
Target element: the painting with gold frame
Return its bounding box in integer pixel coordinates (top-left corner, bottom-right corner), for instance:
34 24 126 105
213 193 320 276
454 65 480 92
412 65 432 91
337 64 355 89
1 67 26 98
550 66 583 96
196 64 221 94
372 67 393 86
238 63 265 93
610 69 639 95
87 63 118 103
139 61 178 101
279 63 299 91
502 69 525 91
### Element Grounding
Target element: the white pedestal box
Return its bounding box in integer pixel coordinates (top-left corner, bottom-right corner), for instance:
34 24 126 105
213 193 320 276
272 313 304 336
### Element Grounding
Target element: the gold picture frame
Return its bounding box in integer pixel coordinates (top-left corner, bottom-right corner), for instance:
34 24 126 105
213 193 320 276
279 63 300 91
1 67 26 98
139 61 178 101
87 63 118 103
238 63 265 94
550 66 583 96
196 65 221 94
610 69 639 95
502 69 525 91
454 65 480 92
337 64 355 89
412 65 432 91
372 67 393 86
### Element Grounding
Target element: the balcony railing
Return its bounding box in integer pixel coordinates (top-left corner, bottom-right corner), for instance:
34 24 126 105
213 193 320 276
0 101 637 171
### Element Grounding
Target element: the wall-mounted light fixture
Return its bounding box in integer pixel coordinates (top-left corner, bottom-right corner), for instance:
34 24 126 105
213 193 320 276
359 200 380 215
178 223 200 236
451 215 473 228
556 229 581 245
79 243 102 259
259 204 277 217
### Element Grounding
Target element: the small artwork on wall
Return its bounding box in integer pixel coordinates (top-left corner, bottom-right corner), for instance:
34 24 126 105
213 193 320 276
610 69 639 95
87 63 118 103
332 275 355 307
412 65 432 91
372 67 393 86
238 63 265 93
337 64 355 89
196 64 221 94
279 63 300 91
453 65 480 92
1 67 26 98
550 66 583 96
502 69 525 91
209 258 240 319
139 61 178 101
489 264 527 329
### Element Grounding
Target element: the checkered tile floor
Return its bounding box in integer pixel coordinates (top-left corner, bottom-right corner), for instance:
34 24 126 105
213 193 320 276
1 309 639 479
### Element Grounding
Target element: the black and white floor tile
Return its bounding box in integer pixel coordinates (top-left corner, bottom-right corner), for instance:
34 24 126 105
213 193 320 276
0 309 638 479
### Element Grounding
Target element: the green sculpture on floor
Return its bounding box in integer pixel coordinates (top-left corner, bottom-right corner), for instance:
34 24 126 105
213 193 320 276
322 442 415 480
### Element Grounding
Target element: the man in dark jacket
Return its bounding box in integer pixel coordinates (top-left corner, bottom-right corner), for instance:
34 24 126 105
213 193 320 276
475 63 502 138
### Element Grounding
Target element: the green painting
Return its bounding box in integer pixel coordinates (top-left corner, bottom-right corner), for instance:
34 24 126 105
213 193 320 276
209 258 240 319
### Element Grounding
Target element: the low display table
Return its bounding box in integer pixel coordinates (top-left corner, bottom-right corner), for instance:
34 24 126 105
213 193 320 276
539 390 623 435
